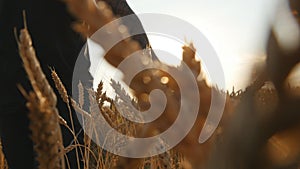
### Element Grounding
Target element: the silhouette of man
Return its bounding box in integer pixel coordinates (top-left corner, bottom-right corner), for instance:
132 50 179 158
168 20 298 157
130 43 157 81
0 0 152 168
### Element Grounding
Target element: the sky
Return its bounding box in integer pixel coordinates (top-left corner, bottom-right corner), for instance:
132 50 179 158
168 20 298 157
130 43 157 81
125 0 299 89
88 0 300 92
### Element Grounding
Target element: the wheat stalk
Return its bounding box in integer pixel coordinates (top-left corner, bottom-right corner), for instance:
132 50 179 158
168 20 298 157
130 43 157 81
78 81 85 108
51 68 69 104
15 12 65 169
50 68 85 169
182 43 201 78
15 13 57 107
26 91 65 169
0 141 8 169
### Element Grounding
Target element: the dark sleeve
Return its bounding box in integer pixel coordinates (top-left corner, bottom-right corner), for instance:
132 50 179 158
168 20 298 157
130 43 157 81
0 0 88 168
290 0 300 12
102 0 151 49
0 0 91 112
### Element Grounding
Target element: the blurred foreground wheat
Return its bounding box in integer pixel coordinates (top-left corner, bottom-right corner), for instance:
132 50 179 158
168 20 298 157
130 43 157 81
0 141 8 169
0 0 300 169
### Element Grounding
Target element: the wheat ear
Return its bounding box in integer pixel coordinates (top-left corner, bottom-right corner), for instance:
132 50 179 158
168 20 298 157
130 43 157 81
16 11 65 169
51 68 69 104
0 141 8 169
50 68 84 169
15 12 57 107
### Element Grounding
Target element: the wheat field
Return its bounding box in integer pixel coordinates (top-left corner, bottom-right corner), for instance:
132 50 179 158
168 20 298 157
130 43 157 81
1 0 300 169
